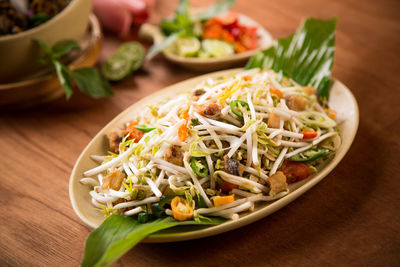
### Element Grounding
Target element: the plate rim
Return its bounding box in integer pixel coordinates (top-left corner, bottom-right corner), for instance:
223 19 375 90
69 68 359 242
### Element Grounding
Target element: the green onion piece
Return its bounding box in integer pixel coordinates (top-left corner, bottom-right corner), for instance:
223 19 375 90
289 147 331 162
230 100 250 118
134 124 156 132
190 157 209 177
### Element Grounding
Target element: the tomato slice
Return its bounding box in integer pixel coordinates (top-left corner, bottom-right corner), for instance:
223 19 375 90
216 178 238 193
125 121 144 142
279 160 310 183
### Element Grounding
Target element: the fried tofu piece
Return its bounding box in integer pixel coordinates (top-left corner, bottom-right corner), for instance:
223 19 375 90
285 95 307 111
268 113 281 128
164 145 184 166
267 171 288 196
102 169 126 191
107 129 124 153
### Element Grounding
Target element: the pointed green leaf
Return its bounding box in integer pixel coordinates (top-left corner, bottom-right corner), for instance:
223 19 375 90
82 215 224 267
52 39 80 59
146 33 179 60
246 18 337 100
53 61 73 99
71 68 114 99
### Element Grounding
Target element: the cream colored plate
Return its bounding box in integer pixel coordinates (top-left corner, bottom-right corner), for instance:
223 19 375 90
139 13 273 71
69 68 359 242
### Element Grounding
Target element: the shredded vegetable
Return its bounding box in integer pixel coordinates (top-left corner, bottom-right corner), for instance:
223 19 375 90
81 68 341 222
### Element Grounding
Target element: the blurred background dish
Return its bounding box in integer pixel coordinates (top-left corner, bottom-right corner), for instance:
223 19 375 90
0 0 92 83
140 12 273 71
0 14 102 109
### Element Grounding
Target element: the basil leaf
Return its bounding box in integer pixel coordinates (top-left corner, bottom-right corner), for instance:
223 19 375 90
52 40 80 59
71 68 113 99
195 0 236 20
53 61 73 99
245 18 337 100
146 32 179 60
82 215 224 267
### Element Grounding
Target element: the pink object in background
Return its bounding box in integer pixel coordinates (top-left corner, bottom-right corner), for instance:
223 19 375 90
93 0 155 37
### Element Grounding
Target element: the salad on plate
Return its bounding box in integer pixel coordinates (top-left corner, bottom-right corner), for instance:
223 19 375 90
81 68 340 222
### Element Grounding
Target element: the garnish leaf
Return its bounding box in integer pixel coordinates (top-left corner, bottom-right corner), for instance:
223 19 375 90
82 215 224 267
34 39 52 55
176 0 189 16
245 18 337 100
53 61 73 99
195 0 236 20
52 40 81 59
146 32 179 60
71 68 114 98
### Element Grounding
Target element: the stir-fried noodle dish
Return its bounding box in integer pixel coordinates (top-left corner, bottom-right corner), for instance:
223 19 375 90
81 69 341 222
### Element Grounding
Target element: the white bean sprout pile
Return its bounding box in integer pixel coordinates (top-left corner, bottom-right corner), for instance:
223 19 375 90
81 68 341 222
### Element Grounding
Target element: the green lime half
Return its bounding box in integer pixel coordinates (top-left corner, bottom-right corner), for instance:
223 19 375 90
174 37 201 57
102 54 132 81
102 41 145 81
202 39 234 58
117 42 145 72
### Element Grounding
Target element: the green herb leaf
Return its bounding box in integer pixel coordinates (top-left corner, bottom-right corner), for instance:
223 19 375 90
29 13 48 25
53 61 73 99
176 0 189 16
245 18 337 100
34 39 52 55
52 40 80 59
71 68 113 98
195 0 236 20
146 32 179 60
82 215 224 267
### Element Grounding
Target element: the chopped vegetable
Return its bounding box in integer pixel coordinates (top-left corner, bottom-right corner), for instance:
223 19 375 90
289 148 331 162
171 196 194 221
213 195 235 206
279 160 310 183
270 89 284 99
125 121 144 142
190 157 209 177
134 124 156 132
230 100 249 118
302 130 318 139
325 108 337 119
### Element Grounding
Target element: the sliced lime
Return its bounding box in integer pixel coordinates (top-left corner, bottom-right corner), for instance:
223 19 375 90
102 54 132 81
202 39 234 58
102 41 145 81
117 42 145 72
174 37 201 57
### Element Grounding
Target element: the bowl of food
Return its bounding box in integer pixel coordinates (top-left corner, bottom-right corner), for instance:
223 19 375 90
0 0 92 83
139 0 273 71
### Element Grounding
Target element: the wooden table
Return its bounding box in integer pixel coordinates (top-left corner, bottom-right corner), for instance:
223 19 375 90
1 0 399 265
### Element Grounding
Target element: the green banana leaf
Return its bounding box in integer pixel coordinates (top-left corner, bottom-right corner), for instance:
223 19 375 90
82 215 225 267
246 18 337 100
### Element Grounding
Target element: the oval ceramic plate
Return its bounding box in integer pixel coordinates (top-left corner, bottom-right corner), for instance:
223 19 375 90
69 68 359 242
139 13 273 71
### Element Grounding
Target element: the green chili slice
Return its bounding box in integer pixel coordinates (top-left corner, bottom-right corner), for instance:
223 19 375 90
134 124 156 132
230 100 250 118
289 147 331 162
190 157 209 177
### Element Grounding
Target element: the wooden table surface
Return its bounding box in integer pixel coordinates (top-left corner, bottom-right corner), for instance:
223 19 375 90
1 0 399 266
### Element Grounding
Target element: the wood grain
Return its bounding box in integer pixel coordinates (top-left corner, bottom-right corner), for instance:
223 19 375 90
1 0 399 266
